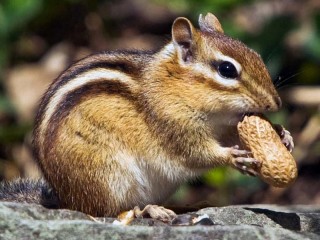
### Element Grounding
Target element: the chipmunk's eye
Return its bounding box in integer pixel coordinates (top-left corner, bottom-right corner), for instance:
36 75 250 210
217 61 239 79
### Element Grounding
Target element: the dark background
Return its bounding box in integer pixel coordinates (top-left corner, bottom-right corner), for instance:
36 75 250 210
0 0 319 207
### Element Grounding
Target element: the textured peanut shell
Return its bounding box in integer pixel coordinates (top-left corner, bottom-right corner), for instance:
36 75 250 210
237 115 297 187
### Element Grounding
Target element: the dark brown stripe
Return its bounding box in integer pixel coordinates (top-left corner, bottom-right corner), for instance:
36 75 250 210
42 79 136 159
33 51 152 162
36 52 142 121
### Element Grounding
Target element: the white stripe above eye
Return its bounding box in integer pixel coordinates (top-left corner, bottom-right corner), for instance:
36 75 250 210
211 52 242 87
189 62 240 88
200 51 242 87
175 47 242 88
214 51 242 75
38 69 133 152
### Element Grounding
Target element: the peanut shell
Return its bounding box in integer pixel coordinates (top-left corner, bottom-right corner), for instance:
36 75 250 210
237 115 297 187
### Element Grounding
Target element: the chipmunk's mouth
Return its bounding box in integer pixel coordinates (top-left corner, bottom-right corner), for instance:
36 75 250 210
208 112 258 126
235 112 254 122
224 112 255 126
240 112 255 121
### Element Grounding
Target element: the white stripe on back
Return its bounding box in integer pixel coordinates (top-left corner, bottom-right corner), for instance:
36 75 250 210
38 68 134 157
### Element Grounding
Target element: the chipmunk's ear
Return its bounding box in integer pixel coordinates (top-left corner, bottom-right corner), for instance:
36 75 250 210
172 17 195 62
198 13 224 34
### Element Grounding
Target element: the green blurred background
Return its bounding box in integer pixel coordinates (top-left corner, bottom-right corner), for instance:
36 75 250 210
0 0 319 207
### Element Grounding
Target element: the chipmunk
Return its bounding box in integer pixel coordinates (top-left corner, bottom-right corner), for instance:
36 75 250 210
2 13 293 222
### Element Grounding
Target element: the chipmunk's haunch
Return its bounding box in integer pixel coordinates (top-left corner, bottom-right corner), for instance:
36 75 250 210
29 13 288 220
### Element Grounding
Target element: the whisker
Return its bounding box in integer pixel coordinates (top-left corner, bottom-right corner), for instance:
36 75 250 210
274 71 302 89
276 82 299 91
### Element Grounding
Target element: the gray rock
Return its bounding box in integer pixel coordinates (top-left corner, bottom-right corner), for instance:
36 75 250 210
0 202 319 240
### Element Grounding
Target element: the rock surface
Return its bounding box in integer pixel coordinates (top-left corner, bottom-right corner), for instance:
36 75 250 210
0 202 319 239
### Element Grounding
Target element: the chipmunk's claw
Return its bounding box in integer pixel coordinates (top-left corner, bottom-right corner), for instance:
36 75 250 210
134 205 177 223
230 145 261 176
274 125 294 152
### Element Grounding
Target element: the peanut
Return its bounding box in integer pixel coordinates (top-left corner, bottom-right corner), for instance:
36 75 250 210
237 115 297 187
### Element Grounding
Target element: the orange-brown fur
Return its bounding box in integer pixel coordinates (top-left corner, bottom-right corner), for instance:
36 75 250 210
33 13 281 216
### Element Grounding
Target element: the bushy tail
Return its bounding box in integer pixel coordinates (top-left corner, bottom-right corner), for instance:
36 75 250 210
0 178 59 209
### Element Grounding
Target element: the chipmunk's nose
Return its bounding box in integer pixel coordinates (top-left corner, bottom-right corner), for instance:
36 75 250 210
275 96 282 108
265 96 282 111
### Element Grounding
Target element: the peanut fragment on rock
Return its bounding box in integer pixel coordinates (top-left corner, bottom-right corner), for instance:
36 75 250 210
237 115 298 188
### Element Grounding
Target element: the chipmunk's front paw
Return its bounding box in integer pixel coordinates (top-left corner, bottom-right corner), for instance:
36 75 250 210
274 125 294 152
134 205 177 223
230 145 261 176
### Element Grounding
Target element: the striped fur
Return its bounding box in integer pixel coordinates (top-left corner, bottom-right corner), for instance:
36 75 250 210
33 14 281 216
